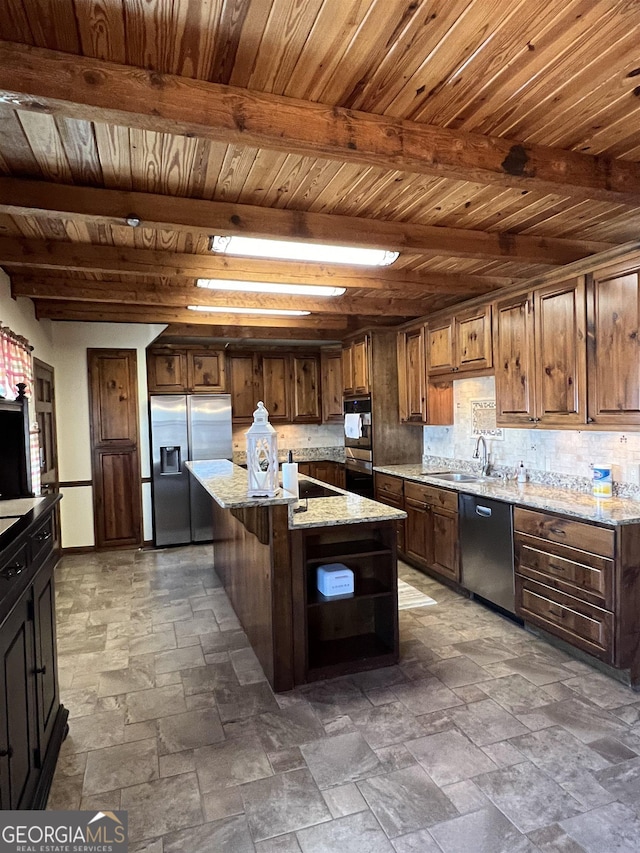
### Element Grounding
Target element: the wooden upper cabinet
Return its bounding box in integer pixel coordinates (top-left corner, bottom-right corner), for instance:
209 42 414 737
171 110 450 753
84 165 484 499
187 350 226 393
228 354 259 422
89 349 139 445
427 320 455 374
588 262 640 426
455 305 492 371
321 349 343 423
352 337 370 394
147 349 188 394
398 325 427 423
534 277 587 426
341 346 354 395
494 293 536 424
495 278 587 427
261 354 290 422
291 355 321 423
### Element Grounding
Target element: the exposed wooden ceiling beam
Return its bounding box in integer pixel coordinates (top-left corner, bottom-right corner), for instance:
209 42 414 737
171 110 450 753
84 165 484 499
11 275 429 316
157 323 342 343
1 42 639 206
0 237 512 293
0 177 611 265
33 300 349 328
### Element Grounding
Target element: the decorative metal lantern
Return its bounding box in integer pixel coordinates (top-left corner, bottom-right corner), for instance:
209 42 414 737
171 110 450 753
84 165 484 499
246 401 279 497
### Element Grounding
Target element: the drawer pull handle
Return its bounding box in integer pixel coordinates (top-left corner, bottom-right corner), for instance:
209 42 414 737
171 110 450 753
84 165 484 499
0 747 13 759
549 526 566 536
548 563 566 573
35 531 51 543
2 563 24 578
34 665 47 675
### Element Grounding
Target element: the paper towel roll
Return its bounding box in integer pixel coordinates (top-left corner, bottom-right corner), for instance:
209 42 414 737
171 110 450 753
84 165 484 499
282 462 299 498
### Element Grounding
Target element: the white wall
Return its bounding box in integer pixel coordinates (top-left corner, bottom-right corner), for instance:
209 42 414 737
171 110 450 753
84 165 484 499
1 272 165 547
424 375 640 490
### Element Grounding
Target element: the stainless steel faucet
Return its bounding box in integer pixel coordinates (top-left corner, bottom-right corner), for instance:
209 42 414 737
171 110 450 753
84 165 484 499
473 435 489 476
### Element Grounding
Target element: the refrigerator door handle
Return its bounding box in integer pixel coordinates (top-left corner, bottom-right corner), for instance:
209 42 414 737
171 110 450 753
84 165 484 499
160 445 182 474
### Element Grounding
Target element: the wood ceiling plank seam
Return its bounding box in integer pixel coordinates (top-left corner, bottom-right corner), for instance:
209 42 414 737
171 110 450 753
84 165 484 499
209 0 253 84
304 0 415 105
245 151 317 209
25 0 81 53
16 111 74 184
472 8 639 140
412 0 605 129
128 128 164 193
279 0 367 99
93 122 133 190
122 0 175 73
346 0 478 114
0 107 42 177
559 101 640 159
73 0 127 62
246 0 324 94
158 133 201 196
284 158 345 211
54 115 104 186
194 139 230 200
215 143 262 203
0 0 35 43
386 0 539 120
226 0 276 88
162 0 218 77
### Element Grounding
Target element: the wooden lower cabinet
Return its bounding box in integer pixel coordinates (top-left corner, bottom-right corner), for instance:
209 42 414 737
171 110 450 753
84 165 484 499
309 461 345 489
0 497 67 809
374 473 405 553
514 507 617 664
402 481 459 583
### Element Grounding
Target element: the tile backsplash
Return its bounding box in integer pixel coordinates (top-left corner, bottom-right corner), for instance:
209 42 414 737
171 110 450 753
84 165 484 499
423 376 640 497
232 423 344 464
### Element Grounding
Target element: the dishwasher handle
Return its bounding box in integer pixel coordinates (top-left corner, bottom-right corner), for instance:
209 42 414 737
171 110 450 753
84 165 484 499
475 505 492 518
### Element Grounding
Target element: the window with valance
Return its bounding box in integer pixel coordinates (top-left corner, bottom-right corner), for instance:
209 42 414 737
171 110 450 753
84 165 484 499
0 325 33 399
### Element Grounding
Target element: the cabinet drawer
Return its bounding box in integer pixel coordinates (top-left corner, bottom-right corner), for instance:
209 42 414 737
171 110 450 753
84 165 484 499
404 481 457 512
29 515 54 567
375 474 404 499
375 489 404 510
0 541 29 582
516 575 614 662
514 508 614 558
516 533 613 608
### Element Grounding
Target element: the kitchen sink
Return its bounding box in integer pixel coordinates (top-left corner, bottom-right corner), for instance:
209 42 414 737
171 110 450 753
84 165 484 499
428 471 481 483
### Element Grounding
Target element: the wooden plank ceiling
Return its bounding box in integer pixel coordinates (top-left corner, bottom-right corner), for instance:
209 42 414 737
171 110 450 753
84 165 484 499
1 0 640 343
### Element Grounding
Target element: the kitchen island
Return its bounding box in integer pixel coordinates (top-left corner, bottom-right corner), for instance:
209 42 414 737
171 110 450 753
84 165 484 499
188 460 406 692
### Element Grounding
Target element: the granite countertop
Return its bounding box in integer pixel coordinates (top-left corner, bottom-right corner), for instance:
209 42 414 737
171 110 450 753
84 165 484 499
187 460 406 530
374 463 640 526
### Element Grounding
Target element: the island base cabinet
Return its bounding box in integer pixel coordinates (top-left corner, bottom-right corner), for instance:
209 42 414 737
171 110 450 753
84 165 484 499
292 521 399 684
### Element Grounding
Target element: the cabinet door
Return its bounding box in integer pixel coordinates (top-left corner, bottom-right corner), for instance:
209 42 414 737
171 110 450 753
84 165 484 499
342 346 354 395
535 277 587 426
404 499 431 566
321 350 343 423
0 592 38 810
399 326 427 423
494 293 536 425
229 354 259 422
32 561 59 761
455 305 492 372
261 354 290 422
187 350 226 393
427 320 455 374
429 509 459 582
291 355 321 423
588 263 640 425
147 350 187 393
352 338 370 394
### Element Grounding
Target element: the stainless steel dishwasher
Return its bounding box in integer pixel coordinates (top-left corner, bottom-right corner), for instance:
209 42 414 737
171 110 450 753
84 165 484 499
459 494 515 614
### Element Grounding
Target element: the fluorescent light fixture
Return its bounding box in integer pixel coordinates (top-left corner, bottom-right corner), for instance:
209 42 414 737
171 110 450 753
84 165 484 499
196 279 346 297
211 235 398 267
188 305 310 317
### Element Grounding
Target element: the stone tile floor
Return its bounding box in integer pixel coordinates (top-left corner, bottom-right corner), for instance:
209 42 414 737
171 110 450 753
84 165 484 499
49 545 640 852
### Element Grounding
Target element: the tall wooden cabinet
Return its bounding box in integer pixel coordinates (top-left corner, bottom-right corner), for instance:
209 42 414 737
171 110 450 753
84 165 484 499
321 349 343 423
342 335 370 395
397 324 453 425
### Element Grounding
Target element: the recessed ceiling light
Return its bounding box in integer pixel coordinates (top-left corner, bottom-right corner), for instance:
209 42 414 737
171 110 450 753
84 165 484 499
187 305 311 317
196 279 346 297
210 235 398 267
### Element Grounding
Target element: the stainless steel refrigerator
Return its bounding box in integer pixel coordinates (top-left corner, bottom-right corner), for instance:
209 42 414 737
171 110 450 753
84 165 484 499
150 394 233 546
